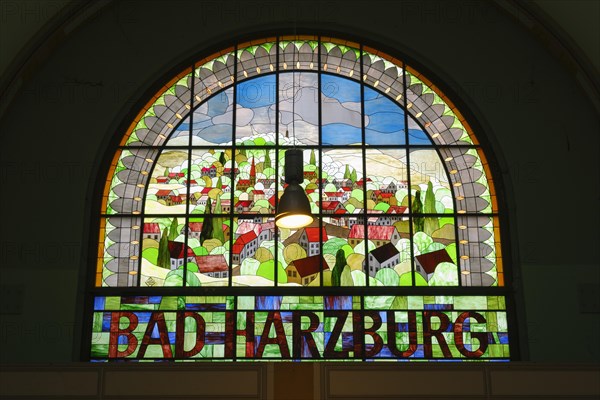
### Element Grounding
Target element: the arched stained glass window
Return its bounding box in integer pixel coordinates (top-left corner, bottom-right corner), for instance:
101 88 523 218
87 36 512 361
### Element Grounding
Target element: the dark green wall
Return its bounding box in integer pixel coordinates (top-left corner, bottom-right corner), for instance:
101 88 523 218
0 0 598 363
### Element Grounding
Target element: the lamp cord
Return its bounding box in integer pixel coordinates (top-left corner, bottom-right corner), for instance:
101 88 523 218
293 6 297 148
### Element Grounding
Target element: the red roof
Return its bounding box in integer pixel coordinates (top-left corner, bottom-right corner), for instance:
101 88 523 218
168 241 194 259
252 190 265 195
232 230 257 254
378 193 394 198
238 179 251 185
143 223 160 234
156 176 168 182
156 190 172 196
415 249 453 274
235 200 253 207
349 225 397 240
342 187 352 192
170 195 182 202
388 206 407 214
168 172 184 178
196 255 228 273
268 196 276 207
322 201 342 211
289 255 325 277
303 227 328 242
370 243 400 263
201 187 212 194
325 192 339 197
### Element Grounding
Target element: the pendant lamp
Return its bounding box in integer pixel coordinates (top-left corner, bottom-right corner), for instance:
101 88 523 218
275 31 313 229
275 148 313 229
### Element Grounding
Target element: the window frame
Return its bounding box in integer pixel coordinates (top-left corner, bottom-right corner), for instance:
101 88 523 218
81 34 520 362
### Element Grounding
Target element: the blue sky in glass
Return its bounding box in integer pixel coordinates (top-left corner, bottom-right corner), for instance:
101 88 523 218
364 86 405 145
169 73 432 146
238 75 276 108
321 74 362 145
236 75 276 139
186 88 234 146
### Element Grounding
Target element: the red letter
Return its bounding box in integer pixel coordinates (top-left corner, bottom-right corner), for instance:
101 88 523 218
224 311 236 358
175 312 205 358
292 311 321 358
454 311 489 358
256 311 290 358
324 311 349 358
108 312 138 358
235 311 256 358
423 311 452 358
353 311 383 358
137 312 173 358
386 311 417 358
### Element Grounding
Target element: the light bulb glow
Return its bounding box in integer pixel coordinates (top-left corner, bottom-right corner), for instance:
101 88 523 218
275 213 313 229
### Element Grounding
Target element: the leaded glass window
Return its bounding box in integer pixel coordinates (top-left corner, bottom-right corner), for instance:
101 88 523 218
87 36 512 361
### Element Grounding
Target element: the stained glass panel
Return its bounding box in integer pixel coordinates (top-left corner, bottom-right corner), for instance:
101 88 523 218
91 295 509 361
321 75 362 145
92 36 510 361
236 76 276 144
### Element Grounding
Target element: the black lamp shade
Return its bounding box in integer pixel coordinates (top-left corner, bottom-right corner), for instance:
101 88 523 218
283 149 304 183
276 183 313 228
275 149 314 229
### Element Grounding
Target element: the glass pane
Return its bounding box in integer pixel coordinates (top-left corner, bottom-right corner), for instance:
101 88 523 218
457 215 501 287
321 75 362 145
98 217 141 287
279 72 319 145
144 149 190 215
140 216 187 287
364 86 405 145
438 147 495 214
321 147 364 215
233 149 277 215
412 216 459 287
186 216 231 287
409 148 454 214
236 75 276 145
188 149 233 215
190 87 233 146
364 149 408 215
281 224 326 287
232 216 277 286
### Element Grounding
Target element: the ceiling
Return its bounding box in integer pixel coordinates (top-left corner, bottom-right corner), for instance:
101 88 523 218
0 0 598 91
